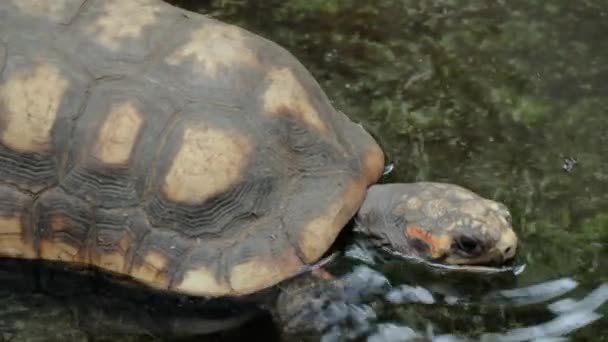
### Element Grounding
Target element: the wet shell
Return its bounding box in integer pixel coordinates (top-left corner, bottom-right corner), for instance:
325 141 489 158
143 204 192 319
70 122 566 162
0 0 384 297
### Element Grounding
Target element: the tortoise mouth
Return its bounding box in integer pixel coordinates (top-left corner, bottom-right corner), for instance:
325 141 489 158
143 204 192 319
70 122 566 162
442 252 508 267
381 246 525 275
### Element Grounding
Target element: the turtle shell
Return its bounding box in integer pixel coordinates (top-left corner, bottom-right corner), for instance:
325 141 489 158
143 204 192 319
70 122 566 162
0 0 384 297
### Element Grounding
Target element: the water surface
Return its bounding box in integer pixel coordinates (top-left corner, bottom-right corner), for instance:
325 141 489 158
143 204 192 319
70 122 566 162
1 0 607 341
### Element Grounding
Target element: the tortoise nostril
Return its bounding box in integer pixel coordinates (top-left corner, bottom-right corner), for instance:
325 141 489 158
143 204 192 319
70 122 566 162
497 228 518 261
501 245 517 260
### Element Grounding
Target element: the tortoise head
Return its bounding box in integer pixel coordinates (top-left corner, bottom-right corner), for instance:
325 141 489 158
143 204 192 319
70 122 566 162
355 182 518 266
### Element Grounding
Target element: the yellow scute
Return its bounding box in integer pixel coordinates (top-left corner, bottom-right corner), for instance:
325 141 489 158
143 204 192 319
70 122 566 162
162 125 252 204
229 248 303 295
0 63 68 153
40 241 81 262
86 0 162 50
174 266 232 297
262 68 327 134
0 215 36 259
93 102 143 165
166 23 258 77
299 181 366 263
130 251 170 288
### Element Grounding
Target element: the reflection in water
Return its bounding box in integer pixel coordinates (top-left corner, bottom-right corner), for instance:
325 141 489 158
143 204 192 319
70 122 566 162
482 278 579 306
478 281 608 341
0 257 605 341
549 284 608 315
481 310 601 342
284 258 607 341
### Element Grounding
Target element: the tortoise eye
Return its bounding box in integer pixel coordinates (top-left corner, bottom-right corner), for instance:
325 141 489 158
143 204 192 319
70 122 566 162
455 236 482 256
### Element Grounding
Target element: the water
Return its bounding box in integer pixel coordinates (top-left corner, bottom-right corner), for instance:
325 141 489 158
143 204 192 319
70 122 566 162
181 1 608 339
2 0 607 341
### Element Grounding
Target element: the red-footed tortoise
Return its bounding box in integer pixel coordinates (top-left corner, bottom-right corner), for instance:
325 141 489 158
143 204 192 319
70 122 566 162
0 0 518 333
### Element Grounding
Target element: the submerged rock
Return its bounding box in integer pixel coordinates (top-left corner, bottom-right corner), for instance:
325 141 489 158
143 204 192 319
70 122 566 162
343 265 392 303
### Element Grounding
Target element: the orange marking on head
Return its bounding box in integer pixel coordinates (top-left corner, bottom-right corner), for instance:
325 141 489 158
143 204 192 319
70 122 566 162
406 225 452 258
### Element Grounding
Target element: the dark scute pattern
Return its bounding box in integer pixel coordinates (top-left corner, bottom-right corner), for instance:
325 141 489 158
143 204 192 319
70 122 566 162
59 77 179 208
0 41 5 75
264 117 348 175
55 0 183 78
0 149 58 193
130 228 192 279
34 188 94 255
0 184 32 216
222 219 292 275
95 208 132 253
146 176 276 239
93 208 150 258
61 165 139 208
0 52 89 193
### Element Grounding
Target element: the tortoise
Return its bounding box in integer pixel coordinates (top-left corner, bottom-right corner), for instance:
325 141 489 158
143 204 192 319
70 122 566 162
0 0 518 335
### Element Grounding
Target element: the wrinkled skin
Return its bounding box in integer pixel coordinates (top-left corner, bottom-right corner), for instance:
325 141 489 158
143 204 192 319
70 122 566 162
275 181 519 334
274 272 348 334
